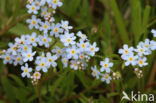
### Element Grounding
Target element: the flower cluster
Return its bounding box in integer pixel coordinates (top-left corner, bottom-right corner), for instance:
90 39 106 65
91 58 114 84
0 0 99 84
119 30 156 68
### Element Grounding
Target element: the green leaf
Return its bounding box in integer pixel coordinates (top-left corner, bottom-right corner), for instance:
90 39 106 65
1 77 16 103
9 74 25 87
109 0 130 45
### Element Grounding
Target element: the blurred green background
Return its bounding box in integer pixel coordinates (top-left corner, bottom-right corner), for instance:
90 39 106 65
0 0 156 103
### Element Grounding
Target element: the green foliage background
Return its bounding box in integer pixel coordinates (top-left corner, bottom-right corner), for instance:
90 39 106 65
0 0 156 103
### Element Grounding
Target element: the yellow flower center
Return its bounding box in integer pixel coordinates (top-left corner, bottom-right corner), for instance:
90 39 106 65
145 45 149 48
43 11 47 15
139 60 143 64
129 57 133 61
82 34 85 38
43 25 48 29
5 56 10 61
80 55 84 59
32 20 36 24
25 69 28 73
63 59 66 63
12 47 16 50
24 46 28 51
81 44 85 48
105 75 109 79
48 59 53 62
54 28 58 32
40 63 45 67
35 73 39 77
124 50 128 54
53 0 58 4
43 38 47 42
104 64 108 68
140 49 144 52
90 47 94 51
93 70 97 74
31 6 35 11
66 38 71 42
71 50 75 54
31 38 35 42
16 57 21 61
27 54 31 58
57 50 61 54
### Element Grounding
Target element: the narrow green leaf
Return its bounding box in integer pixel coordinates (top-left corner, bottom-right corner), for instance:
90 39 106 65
109 0 130 45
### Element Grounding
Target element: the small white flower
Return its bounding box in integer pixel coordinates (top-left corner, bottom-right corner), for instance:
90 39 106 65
52 46 63 58
38 34 52 48
70 60 78 70
13 55 24 66
26 3 39 14
51 0 63 9
41 6 48 17
22 50 36 62
61 20 72 32
135 45 149 56
137 57 148 67
60 33 76 46
100 58 113 73
150 40 156 50
46 52 58 67
87 42 99 56
77 40 89 52
39 21 50 33
21 64 32 78
33 72 41 79
36 58 49 72
76 31 87 40
118 44 134 58
50 23 63 37
151 29 156 37
91 66 100 79
61 57 68 68
15 35 27 44
124 54 138 66
1 52 13 64
67 46 79 59
26 15 41 29
21 44 32 53
26 32 38 46
8 43 18 55
101 74 112 84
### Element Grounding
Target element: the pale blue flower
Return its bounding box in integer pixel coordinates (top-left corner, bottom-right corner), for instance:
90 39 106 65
36 58 49 72
39 21 50 34
52 46 63 58
67 46 79 59
124 54 138 66
26 3 40 14
13 54 24 66
87 42 99 56
22 50 36 62
137 57 148 67
151 29 156 37
1 52 13 64
76 31 87 40
77 39 89 52
50 23 63 37
100 58 113 73
61 57 68 68
101 74 112 84
61 20 72 32
51 0 63 9
26 15 41 29
21 63 32 78
150 40 156 50
91 66 100 79
46 52 58 67
26 32 38 46
38 34 52 48
60 33 76 46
